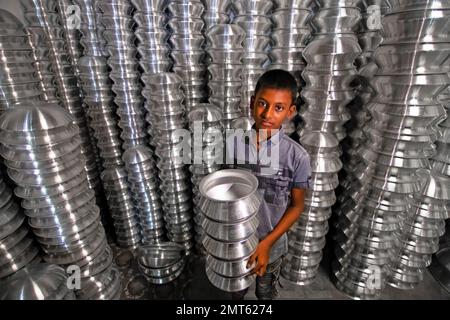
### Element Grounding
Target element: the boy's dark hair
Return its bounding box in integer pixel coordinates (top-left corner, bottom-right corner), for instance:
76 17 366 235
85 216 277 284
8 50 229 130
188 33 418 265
253 69 298 104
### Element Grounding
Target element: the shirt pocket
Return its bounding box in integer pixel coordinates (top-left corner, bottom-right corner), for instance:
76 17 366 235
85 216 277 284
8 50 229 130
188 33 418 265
263 178 290 206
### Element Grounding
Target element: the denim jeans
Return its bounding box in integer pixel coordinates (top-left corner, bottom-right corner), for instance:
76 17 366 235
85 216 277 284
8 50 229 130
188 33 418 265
232 257 283 300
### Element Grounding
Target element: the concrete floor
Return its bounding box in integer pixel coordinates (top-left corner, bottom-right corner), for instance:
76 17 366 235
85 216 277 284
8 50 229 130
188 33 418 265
114 246 450 300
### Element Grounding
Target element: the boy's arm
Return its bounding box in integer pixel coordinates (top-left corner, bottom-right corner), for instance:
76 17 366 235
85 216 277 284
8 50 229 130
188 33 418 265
247 187 305 276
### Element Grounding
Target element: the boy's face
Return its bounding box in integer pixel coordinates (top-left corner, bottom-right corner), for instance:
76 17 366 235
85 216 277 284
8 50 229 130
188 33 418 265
251 88 296 136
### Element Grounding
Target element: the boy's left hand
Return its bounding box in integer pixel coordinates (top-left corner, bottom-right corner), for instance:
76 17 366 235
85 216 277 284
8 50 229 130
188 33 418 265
247 240 272 277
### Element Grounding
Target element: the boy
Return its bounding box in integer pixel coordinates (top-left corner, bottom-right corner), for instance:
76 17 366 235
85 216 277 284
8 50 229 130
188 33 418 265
226 69 311 300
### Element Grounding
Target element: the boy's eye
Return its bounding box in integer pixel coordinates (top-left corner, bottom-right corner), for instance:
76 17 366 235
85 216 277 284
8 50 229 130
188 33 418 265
258 101 267 108
275 105 284 112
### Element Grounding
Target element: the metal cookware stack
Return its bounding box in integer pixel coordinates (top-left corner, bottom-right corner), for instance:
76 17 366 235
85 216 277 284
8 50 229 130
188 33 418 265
56 0 103 174
432 87 450 177
132 0 171 75
137 242 187 284
206 24 246 129
199 169 261 292
232 0 273 118
282 0 362 286
269 0 315 134
169 0 207 112
386 170 450 289
76 0 140 248
143 72 194 254
99 0 149 150
0 9 42 111
281 132 340 285
0 173 40 280
202 0 232 32
101 166 142 248
23 0 103 200
123 146 165 245
331 0 450 298
297 0 362 142
0 103 120 300
341 0 386 185
188 104 223 254
0 264 76 300
56 0 84 77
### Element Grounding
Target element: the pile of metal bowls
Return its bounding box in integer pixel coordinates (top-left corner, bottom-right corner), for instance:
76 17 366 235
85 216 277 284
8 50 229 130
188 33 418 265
298 0 362 142
331 0 450 299
24 0 103 198
101 167 142 248
169 0 207 111
74 0 108 57
281 132 340 285
0 174 40 280
206 24 246 129
137 242 187 284
56 0 85 77
0 9 42 111
342 0 386 166
20 0 59 104
132 0 171 75
232 0 273 118
99 0 148 150
199 169 261 292
0 264 76 300
0 103 120 300
188 104 223 254
123 146 165 245
202 0 232 32
269 0 315 135
143 73 194 254
386 170 450 289
433 87 450 177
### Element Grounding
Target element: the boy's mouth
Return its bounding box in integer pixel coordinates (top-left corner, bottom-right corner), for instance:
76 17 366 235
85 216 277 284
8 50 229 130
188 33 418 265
260 121 273 128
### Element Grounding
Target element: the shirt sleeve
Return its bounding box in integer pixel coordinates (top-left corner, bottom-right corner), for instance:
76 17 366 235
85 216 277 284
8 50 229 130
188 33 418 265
292 153 311 189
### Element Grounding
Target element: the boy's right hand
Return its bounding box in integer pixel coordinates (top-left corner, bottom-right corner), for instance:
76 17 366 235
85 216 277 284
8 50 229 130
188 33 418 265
247 240 272 277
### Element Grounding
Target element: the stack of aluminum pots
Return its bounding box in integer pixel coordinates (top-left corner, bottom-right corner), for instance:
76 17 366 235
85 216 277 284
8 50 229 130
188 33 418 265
297 0 362 142
188 104 223 254
202 0 232 32
269 0 315 135
281 132 340 285
137 242 187 284
0 173 40 280
143 73 194 254
123 146 165 245
433 87 450 177
0 9 42 111
101 167 142 248
0 264 76 300
76 0 140 247
56 0 103 174
23 0 103 200
233 0 273 117
0 103 120 300
331 0 450 299
98 0 149 150
206 24 246 129
199 169 260 292
56 0 84 77
340 0 387 198
169 0 207 112
283 0 361 287
386 170 450 289
132 0 172 75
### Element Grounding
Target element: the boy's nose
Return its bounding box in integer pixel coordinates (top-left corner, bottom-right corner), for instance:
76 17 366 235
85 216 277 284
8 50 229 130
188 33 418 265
261 106 273 119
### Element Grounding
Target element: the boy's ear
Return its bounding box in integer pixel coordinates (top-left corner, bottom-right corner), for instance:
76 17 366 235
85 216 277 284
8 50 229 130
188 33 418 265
250 95 255 115
287 104 297 120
